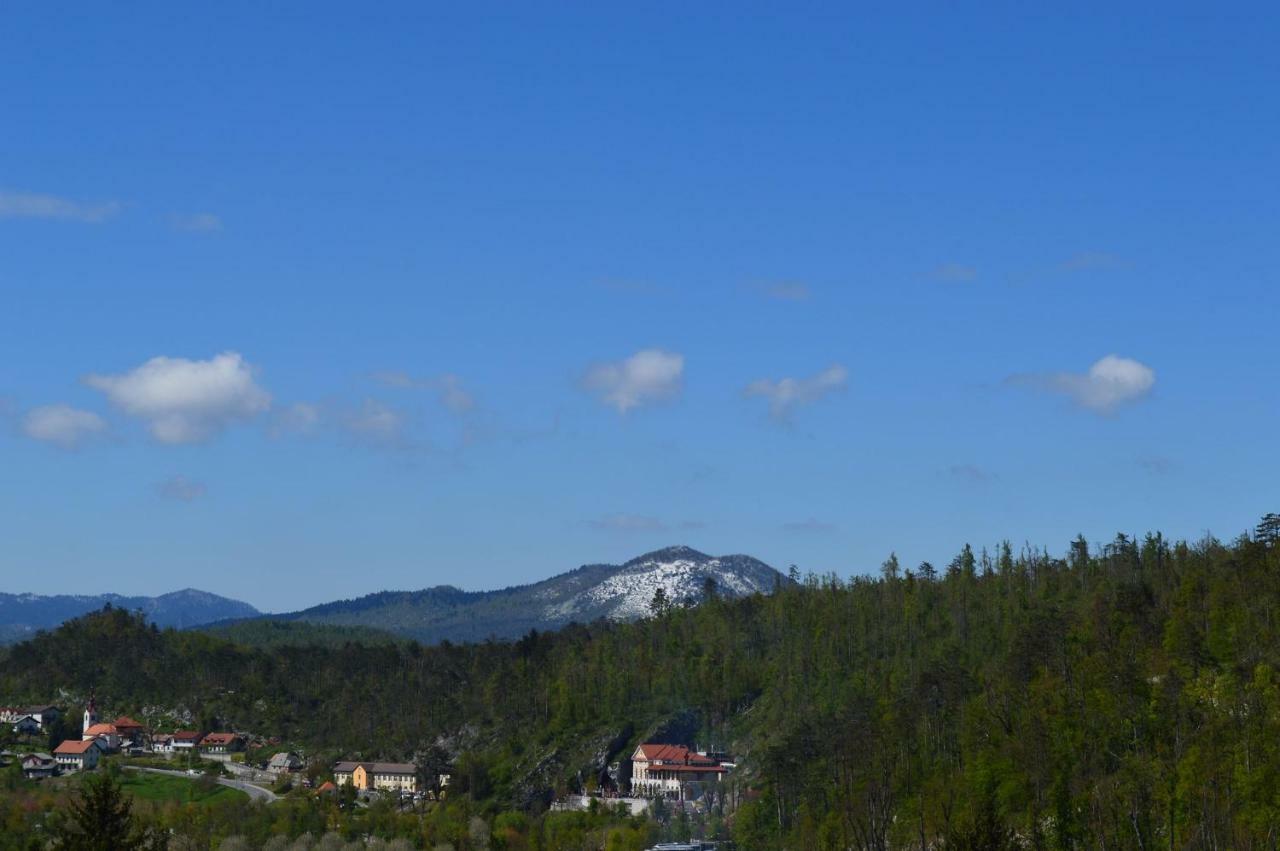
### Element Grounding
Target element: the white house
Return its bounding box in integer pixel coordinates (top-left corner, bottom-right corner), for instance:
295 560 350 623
11 715 42 736
172 731 204 752
54 739 101 772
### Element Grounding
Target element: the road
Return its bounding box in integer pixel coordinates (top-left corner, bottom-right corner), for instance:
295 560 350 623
124 766 279 804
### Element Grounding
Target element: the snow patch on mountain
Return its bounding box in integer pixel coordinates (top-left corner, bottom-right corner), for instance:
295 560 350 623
541 546 779 622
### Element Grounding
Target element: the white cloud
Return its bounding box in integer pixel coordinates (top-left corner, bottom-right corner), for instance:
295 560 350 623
22 405 108 448
342 399 408 446
582 349 684 413
0 190 121 223
84 351 270 443
371 371 476 414
169 212 222 233
1010 354 1155 414
156 475 207 502
744 364 848 420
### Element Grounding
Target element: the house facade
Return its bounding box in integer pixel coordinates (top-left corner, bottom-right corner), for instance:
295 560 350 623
629 744 729 799
333 761 417 793
172 731 204 752
54 739 101 772
112 716 146 748
200 733 245 756
268 752 303 775
11 715 42 736
83 723 122 752
1 705 60 729
21 753 57 779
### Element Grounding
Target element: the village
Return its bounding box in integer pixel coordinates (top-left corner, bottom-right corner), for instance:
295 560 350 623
1 693 736 841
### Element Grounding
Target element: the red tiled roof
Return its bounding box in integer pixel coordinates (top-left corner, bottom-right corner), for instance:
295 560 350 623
112 716 143 729
201 732 240 746
636 744 719 766
173 731 204 743
84 723 118 736
55 739 98 755
651 763 729 774
317 781 336 793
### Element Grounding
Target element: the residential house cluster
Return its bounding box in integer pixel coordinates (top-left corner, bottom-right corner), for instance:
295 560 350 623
151 730 246 759
1 704 61 735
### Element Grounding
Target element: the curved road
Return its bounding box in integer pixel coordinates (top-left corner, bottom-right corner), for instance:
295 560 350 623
124 766 279 804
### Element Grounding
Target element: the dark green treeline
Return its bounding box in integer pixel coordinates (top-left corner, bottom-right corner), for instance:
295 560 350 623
3 518 1280 849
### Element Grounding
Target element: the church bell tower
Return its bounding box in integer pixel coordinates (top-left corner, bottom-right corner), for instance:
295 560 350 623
83 690 98 733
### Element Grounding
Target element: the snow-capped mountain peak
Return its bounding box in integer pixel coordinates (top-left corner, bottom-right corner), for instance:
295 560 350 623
542 546 782 621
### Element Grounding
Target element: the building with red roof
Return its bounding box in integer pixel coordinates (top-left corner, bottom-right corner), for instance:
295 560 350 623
629 744 731 799
82 722 122 752
54 739 101 772
200 732 245 755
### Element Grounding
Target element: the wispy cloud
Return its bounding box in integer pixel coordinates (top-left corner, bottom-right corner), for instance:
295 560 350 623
156 475 207 502
933 263 977 283
84 351 271 443
782 518 836 534
341 399 410 448
595 279 669 297
588 514 669 533
168 212 222 233
1007 354 1155 414
582 349 684 413
1058 252 1126 273
1137 455 1176 475
0 190 121 223
946 464 994 483
744 364 848 420
751 281 812 301
270 402 323 437
22 405 108 449
371 371 476 414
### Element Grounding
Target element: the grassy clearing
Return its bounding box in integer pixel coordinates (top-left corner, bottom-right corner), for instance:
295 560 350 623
117 771 248 805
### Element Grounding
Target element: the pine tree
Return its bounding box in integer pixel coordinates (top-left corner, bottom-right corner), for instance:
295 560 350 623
53 771 158 850
1256 513 1280 546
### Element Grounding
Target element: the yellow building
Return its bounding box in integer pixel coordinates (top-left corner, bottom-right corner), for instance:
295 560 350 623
333 760 417 793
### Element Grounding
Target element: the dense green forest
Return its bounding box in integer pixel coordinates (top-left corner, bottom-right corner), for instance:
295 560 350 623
3 515 1280 849
196 619 405 649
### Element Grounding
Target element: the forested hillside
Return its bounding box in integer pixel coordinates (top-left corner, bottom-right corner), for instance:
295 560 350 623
3 517 1279 849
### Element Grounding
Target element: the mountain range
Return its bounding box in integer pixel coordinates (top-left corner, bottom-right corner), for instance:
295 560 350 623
215 545 785 643
0 589 260 644
0 546 785 646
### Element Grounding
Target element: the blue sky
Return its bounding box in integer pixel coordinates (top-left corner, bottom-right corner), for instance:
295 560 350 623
2 4 1277 610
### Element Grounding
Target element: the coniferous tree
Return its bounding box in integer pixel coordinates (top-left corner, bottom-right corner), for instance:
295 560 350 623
52 772 158 851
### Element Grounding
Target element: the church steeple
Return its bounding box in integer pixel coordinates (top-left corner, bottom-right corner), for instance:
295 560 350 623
83 689 98 733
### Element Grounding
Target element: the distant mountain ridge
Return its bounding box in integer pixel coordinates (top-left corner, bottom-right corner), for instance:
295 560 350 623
0 589 259 644
222 545 785 644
